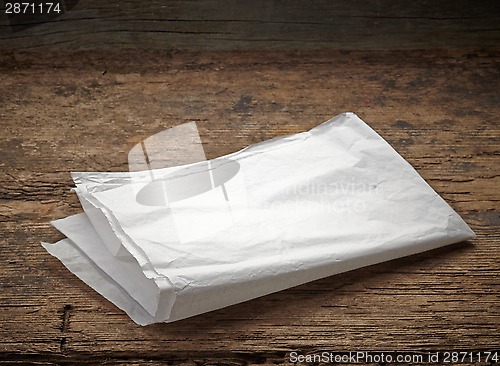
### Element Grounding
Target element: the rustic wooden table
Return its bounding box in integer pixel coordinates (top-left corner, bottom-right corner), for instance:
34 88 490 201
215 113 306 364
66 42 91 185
0 49 498 365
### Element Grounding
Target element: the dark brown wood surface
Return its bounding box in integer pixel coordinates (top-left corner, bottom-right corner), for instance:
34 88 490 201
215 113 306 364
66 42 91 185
0 49 498 364
0 0 499 50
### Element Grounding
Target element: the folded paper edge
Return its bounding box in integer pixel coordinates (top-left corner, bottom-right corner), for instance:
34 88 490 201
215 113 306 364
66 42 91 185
49 213 177 321
41 239 155 326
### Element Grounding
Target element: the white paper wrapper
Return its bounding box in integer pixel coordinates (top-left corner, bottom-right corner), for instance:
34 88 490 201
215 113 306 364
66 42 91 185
42 112 475 325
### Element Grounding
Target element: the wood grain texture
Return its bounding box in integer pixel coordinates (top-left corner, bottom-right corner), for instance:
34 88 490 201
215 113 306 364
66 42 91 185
0 0 499 50
0 49 498 364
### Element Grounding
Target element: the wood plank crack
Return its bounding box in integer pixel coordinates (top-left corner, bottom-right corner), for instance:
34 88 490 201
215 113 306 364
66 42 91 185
59 304 73 353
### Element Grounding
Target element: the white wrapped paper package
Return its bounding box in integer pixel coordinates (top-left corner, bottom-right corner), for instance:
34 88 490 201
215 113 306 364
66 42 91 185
42 112 476 325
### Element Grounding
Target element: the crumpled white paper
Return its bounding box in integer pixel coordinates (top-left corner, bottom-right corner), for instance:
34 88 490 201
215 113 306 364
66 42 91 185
42 112 476 325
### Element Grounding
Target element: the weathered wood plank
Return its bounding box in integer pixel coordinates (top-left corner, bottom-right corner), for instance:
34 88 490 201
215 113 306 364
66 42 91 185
0 0 499 50
0 49 498 364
